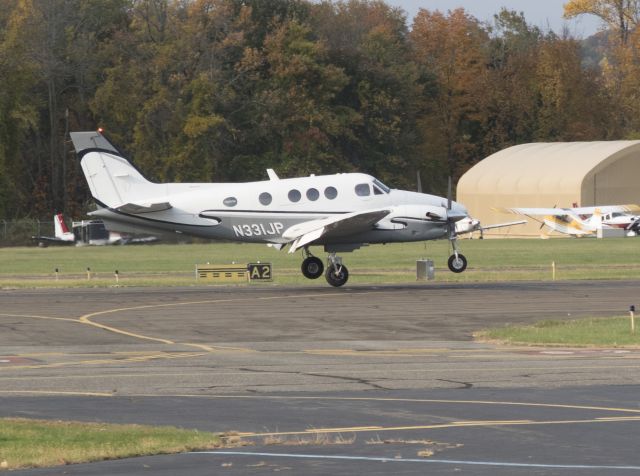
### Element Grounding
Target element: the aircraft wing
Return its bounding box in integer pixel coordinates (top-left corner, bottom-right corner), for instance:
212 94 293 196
494 207 573 216
31 236 75 246
116 202 172 214
480 220 527 231
571 204 640 215
284 209 392 253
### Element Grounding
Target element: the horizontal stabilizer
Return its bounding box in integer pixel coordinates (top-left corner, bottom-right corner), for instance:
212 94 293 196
117 202 172 214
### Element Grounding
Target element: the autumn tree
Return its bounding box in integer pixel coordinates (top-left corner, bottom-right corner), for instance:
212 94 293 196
312 0 420 189
478 9 543 154
563 0 639 44
535 33 612 140
410 8 489 191
564 0 640 136
0 0 128 217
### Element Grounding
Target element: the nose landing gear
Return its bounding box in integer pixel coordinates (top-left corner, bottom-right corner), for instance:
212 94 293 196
447 252 467 273
447 228 467 273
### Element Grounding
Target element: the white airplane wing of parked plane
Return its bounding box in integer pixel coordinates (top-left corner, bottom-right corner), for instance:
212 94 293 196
455 217 526 237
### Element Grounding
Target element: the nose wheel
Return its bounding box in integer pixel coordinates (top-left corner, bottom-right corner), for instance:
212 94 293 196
447 218 468 273
447 253 467 273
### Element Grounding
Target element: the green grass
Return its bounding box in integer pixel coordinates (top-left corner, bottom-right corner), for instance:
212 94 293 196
476 316 640 347
1 237 640 287
0 418 220 470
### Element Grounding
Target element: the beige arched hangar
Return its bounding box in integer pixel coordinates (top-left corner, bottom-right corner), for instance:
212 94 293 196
457 141 640 237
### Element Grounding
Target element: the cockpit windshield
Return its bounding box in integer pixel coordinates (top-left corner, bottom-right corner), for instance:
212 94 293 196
372 178 391 194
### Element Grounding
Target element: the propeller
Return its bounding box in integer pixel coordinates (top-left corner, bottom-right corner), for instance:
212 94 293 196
446 176 456 243
416 171 422 194
540 204 557 230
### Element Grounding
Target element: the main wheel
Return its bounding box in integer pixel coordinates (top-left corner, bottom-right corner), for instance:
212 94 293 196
447 253 467 273
325 264 349 287
301 256 324 279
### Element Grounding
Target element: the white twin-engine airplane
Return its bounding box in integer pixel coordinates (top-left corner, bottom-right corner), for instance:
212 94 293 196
70 130 472 287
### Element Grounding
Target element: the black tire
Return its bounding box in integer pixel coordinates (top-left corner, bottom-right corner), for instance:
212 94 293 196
325 264 349 287
447 253 467 273
301 256 324 279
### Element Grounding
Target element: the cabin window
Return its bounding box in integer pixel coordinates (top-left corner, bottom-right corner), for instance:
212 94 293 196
324 186 338 200
355 183 370 197
223 197 237 207
373 179 390 194
259 192 272 205
306 188 319 201
288 189 302 202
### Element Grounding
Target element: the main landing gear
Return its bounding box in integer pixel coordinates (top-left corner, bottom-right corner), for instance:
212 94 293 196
301 251 324 279
325 253 349 287
301 248 349 287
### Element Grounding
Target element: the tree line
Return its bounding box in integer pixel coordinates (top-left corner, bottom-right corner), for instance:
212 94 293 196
1 0 639 219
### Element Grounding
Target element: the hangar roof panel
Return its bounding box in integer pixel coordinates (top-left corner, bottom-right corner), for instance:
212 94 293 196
459 141 640 195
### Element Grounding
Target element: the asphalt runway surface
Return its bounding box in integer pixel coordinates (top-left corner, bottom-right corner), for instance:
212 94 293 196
2 280 640 475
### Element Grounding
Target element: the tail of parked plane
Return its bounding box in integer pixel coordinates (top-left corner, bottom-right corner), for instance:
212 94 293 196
53 213 75 242
53 213 71 238
69 131 171 214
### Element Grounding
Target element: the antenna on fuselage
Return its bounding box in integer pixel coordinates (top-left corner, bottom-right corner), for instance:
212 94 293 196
267 169 279 181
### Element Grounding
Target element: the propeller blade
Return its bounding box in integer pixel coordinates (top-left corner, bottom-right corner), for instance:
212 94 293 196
447 176 452 211
540 204 556 230
416 171 422 193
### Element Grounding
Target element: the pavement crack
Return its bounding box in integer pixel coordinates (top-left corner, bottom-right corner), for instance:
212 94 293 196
436 378 474 389
236 367 390 390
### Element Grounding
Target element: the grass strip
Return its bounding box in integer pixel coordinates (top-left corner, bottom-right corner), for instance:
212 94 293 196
0 418 220 470
476 317 640 347
2 238 640 288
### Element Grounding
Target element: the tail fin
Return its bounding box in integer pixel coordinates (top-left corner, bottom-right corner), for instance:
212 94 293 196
69 131 160 209
54 213 70 237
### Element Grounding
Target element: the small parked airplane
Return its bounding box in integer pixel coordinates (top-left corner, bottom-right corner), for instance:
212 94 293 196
496 205 640 237
33 213 159 247
70 130 472 286
32 213 76 246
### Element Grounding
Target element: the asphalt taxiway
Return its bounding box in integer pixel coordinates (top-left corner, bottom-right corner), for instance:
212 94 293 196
2 280 640 475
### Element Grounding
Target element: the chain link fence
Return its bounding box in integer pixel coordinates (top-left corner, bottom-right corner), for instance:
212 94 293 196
0 219 54 247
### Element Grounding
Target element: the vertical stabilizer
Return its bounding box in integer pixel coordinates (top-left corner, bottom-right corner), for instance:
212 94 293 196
70 131 159 209
54 213 69 237
53 214 74 241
